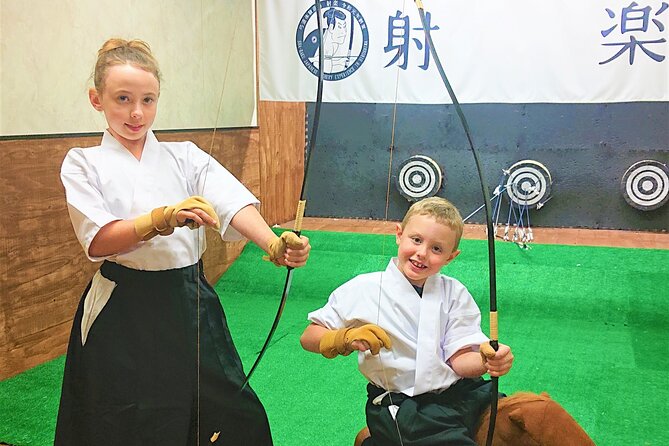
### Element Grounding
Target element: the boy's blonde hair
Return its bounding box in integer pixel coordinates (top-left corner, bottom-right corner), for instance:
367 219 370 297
400 197 464 250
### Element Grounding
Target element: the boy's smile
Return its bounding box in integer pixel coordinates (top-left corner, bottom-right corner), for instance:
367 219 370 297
395 214 460 287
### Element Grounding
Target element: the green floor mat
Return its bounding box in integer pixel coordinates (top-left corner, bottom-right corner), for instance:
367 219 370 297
1 230 667 445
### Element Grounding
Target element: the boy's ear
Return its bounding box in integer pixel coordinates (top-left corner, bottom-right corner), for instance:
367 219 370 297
89 88 103 111
447 249 461 263
395 223 403 245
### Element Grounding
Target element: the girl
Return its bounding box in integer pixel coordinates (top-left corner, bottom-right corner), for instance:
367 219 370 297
55 38 309 446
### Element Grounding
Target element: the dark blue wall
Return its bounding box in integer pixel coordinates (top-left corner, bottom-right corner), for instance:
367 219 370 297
303 102 668 231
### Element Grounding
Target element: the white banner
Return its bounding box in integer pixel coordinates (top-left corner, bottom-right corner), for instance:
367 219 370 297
259 0 669 103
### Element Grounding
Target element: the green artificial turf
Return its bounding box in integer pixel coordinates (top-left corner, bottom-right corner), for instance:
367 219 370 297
1 230 667 445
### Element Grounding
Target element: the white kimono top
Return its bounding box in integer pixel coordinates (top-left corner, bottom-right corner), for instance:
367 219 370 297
308 258 489 397
61 130 259 271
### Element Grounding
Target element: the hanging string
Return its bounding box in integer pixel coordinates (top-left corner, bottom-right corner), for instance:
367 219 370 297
373 0 407 443
196 0 243 443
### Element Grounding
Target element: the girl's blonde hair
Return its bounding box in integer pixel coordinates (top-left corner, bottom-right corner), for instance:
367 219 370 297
400 197 464 250
93 38 161 92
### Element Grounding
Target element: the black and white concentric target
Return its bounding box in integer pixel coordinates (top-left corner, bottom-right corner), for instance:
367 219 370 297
621 160 669 211
504 160 552 208
396 155 443 201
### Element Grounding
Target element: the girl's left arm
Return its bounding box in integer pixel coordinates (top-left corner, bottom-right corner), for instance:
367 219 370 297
229 205 311 268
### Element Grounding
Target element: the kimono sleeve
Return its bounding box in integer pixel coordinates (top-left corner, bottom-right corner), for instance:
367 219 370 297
440 278 489 361
185 142 260 241
60 148 119 261
307 287 352 330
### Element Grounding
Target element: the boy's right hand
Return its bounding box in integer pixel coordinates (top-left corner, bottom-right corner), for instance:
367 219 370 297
480 342 514 377
319 324 392 359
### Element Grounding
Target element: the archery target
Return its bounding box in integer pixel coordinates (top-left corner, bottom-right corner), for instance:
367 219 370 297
504 160 552 208
621 160 669 211
396 155 443 201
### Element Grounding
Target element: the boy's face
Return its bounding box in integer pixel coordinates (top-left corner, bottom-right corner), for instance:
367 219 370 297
395 214 460 287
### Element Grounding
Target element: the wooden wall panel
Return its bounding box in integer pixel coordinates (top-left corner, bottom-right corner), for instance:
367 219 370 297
1 101 304 379
0 136 102 379
258 101 306 225
0 127 265 379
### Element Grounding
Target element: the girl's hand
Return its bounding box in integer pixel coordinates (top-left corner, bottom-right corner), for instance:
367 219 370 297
350 340 371 352
283 235 311 268
176 208 219 229
265 233 311 267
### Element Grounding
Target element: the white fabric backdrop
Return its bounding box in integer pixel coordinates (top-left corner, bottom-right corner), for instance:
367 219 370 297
1 0 257 136
259 0 668 103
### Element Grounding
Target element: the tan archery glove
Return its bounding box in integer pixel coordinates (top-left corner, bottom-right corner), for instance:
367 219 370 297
479 342 497 365
263 231 303 266
319 324 392 359
134 195 220 241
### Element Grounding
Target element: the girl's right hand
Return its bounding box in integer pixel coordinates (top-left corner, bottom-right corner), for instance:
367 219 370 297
177 208 219 229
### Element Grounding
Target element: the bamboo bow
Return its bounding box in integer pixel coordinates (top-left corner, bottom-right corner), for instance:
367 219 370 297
241 0 325 390
413 2 500 445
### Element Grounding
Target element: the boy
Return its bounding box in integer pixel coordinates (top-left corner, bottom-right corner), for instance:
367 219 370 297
300 197 513 445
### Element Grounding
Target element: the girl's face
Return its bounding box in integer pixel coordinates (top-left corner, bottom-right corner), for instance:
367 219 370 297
395 214 460 287
89 64 159 152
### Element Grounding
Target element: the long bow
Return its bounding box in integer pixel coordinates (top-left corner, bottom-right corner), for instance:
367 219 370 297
413 1 499 445
241 0 325 389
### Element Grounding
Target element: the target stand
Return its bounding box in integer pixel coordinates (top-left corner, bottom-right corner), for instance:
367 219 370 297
504 160 553 209
621 160 669 211
494 160 552 249
396 155 443 201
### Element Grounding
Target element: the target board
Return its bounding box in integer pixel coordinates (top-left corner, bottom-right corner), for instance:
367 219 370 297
396 155 443 201
621 160 669 211
504 160 552 208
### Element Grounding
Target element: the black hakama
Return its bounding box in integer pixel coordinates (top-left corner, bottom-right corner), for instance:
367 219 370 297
363 379 497 446
55 260 272 445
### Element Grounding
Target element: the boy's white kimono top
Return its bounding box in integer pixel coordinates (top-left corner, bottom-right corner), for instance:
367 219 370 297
61 130 259 271
308 258 489 397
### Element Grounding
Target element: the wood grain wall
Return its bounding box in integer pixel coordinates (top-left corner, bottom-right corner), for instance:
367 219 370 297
0 100 305 380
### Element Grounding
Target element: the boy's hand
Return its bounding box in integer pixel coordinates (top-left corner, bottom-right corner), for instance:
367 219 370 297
319 324 392 359
480 342 514 377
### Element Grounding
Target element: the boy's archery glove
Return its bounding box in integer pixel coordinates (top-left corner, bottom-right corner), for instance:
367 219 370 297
134 195 220 241
264 231 303 266
319 324 392 359
479 342 497 364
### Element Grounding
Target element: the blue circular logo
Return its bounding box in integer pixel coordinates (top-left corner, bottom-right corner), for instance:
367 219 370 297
296 1 369 81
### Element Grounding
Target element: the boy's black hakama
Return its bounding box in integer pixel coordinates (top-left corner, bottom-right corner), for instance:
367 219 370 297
55 260 272 446
362 379 498 446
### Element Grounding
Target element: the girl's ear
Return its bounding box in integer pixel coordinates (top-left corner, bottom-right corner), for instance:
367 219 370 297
89 88 103 111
